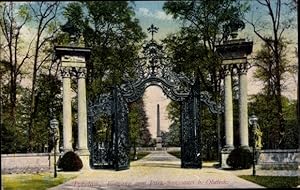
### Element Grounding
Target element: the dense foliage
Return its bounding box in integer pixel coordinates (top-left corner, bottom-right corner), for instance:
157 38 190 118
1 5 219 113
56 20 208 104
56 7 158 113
62 1 146 97
249 94 298 149
129 98 152 158
226 147 252 169
58 151 83 171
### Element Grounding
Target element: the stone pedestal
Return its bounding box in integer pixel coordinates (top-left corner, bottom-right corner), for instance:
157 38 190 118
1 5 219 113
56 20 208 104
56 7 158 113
221 149 233 169
156 137 162 150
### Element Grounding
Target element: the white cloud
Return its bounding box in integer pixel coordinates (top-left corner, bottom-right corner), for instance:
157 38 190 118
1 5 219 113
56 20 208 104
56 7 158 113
155 10 173 21
138 7 150 16
136 7 173 21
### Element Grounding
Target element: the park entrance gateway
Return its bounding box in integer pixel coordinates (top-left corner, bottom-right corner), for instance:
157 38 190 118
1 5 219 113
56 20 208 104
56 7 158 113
54 24 252 171
86 25 221 170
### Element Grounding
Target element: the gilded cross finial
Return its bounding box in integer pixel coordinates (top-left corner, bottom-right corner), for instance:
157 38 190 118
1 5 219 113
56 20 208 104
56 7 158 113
147 24 159 41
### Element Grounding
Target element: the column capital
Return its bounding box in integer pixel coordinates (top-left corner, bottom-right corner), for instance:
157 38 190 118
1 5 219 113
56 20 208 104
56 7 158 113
77 67 87 78
238 63 248 75
77 67 87 79
61 67 71 78
222 65 232 76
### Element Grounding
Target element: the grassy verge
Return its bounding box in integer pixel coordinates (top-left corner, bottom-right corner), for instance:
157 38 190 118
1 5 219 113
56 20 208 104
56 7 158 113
130 151 150 161
3 172 77 190
167 151 181 159
239 175 300 188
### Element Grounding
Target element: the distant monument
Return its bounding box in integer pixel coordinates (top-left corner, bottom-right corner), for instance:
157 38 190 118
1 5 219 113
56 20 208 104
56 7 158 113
156 104 162 150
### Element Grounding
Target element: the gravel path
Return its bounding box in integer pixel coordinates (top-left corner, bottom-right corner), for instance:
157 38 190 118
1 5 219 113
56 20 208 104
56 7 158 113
49 151 265 189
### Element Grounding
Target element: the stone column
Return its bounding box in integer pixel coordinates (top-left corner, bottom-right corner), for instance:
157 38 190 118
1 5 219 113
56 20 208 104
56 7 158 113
77 68 89 152
238 63 249 148
156 104 162 149
224 65 234 149
77 68 90 169
61 67 73 153
157 104 161 137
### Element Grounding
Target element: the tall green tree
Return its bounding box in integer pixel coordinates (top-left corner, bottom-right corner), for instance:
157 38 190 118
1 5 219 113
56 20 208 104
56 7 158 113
164 123 180 147
1 2 63 153
164 101 180 147
27 2 61 152
63 1 146 99
252 41 290 148
163 0 248 89
0 2 36 153
128 98 151 159
245 0 297 148
163 0 249 159
0 2 32 130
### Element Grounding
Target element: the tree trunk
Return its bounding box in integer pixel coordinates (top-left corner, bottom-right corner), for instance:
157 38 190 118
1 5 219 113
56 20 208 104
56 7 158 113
28 23 42 152
133 142 137 160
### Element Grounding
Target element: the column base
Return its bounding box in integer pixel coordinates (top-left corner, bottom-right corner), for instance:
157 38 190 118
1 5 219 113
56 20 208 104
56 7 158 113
221 146 234 169
76 149 90 170
222 145 234 151
240 145 250 150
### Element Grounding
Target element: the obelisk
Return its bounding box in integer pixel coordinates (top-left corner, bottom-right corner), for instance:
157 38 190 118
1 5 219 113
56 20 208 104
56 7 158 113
156 104 162 149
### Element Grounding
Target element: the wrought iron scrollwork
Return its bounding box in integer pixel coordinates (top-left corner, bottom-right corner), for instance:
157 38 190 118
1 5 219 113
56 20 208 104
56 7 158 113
88 93 112 119
87 25 224 171
87 93 113 168
181 80 202 168
120 38 193 102
200 91 224 114
112 87 130 170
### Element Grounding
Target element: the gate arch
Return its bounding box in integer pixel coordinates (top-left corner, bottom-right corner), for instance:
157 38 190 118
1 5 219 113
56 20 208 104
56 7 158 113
88 27 222 170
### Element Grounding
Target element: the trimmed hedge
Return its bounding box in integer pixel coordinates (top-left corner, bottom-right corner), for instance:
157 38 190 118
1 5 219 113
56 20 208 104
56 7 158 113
58 151 83 171
227 147 252 169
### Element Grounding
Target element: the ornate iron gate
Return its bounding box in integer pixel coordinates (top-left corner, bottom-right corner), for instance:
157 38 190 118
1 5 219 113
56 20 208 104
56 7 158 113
88 93 113 168
87 88 130 170
87 25 222 170
181 79 201 168
112 87 130 170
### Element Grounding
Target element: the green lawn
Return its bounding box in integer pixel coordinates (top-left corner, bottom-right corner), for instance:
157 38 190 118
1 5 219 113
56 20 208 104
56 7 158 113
239 175 300 188
130 151 150 161
2 172 77 190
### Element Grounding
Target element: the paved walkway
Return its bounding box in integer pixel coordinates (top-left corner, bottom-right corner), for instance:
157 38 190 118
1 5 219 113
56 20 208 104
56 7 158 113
49 151 264 189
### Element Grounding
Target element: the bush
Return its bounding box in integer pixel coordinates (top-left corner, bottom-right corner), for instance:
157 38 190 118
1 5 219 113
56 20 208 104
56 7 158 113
227 147 252 169
58 151 83 171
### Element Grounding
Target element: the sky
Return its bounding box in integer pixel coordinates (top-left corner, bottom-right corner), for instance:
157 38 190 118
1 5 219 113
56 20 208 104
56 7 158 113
133 1 180 40
131 0 298 136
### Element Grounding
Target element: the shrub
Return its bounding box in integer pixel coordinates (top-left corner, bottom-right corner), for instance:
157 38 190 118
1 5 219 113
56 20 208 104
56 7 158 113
227 147 252 169
58 151 83 171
